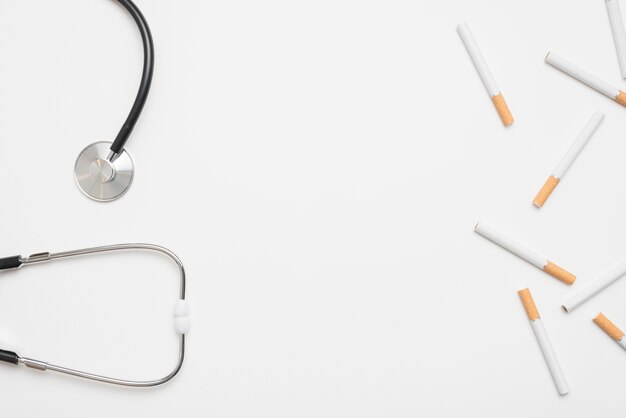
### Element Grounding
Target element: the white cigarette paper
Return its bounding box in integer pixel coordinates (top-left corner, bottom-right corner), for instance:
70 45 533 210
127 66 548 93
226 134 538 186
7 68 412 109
531 321 570 394
553 111 604 179
533 111 605 207
457 22 498 96
519 289 569 396
563 260 626 312
475 222 546 268
474 222 576 284
457 22 514 126
545 52 626 106
606 0 626 78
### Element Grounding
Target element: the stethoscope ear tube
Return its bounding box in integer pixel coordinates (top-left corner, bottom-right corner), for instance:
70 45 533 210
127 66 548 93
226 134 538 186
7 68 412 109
0 244 187 387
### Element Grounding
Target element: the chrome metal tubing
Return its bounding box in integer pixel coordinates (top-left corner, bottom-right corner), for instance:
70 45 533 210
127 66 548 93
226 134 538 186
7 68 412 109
17 243 186 387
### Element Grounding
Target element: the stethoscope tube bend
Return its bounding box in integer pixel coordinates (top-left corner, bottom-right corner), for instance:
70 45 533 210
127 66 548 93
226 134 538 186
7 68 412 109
0 244 189 387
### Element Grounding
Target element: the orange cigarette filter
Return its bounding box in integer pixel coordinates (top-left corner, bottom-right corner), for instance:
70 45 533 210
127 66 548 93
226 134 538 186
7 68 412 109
533 176 560 208
544 262 576 285
491 94 514 126
593 313 625 342
518 288 540 320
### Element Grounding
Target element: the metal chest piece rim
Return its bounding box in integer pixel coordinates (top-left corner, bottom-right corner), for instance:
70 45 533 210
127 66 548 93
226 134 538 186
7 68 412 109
74 141 134 202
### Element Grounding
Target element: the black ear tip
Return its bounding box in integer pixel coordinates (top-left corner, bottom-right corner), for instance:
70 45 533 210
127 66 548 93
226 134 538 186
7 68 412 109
0 349 19 365
0 256 23 271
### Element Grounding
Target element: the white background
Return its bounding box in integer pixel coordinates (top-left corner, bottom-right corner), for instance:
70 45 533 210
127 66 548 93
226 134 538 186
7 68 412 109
0 0 625 416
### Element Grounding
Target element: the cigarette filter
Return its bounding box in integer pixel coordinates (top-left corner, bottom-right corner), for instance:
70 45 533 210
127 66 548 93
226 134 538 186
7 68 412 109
458 22 514 126
562 260 626 312
606 0 626 79
546 52 626 107
533 111 605 207
518 289 569 395
475 222 576 285
593 313 626 349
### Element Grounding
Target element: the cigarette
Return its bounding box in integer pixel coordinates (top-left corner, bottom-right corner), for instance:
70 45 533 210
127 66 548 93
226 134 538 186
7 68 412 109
545 52 626 107
475 222 576 285
593 313 626 349
562 260 626 312
518 289 569 395
533 111 605 207
457 22 514 126
606 0 626 79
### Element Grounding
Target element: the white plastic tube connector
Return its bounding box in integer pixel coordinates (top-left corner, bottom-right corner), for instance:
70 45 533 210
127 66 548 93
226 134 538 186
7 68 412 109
563 260 626 312
545 52 620 99
552 111 604 179
606 0 626 78
174 300 190 334
530 319 569 395
457 22 499 97
475 222 547 269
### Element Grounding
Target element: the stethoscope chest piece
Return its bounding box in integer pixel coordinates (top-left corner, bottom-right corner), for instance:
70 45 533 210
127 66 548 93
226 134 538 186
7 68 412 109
74 141 134 202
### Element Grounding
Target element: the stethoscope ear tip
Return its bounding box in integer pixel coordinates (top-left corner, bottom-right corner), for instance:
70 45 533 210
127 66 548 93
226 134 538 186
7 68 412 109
74 141 134 202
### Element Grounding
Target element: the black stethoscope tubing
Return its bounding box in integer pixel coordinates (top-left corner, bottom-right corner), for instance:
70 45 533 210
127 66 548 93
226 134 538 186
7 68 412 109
109 0 154 158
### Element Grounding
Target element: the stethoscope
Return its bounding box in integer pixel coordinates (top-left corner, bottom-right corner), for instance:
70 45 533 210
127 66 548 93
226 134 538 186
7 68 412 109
0 2 188 388
73 0 154 202
0 244 189 387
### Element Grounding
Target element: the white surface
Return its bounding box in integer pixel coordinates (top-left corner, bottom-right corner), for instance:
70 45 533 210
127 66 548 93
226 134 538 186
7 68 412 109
606 0 626 78
619 338 626 350
530 318 569 395
475 222 547 269
457 22 500 97
3 0 626 416
563 260 626 312
546 52 620 98
552 111 604 179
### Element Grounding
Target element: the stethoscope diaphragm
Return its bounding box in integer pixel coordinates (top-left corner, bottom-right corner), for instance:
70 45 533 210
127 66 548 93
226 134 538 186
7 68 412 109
74 141 134 202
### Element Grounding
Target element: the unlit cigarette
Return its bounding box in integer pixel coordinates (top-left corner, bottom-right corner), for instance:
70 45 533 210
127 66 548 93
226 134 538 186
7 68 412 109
533 111 605 207
562 260 626 312
545 52 626 106
593 313 626 349
475 222 576 285
518 289 569 395
457 22 514 126
606 0 626 79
